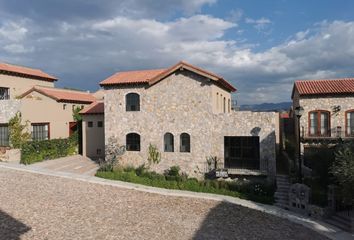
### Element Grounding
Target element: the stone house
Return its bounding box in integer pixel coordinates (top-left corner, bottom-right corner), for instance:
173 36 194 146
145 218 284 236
291 78 354 174
84 61 277 179
0 62 97 150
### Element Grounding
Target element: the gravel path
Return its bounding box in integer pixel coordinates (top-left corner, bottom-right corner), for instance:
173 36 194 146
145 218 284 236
0 167 328 240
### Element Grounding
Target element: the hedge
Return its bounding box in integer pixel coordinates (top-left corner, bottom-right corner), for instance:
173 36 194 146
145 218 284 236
96 167 275 204
21 136 78 165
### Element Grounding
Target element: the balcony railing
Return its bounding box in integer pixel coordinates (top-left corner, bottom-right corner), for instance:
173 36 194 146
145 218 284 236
301 126 354 139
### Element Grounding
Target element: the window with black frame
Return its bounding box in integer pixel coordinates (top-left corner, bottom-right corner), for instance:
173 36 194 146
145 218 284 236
180 133 190 152
0 87 10 100
126 133 140 151
0 124 9 146
164 133 174 152
31 123 49 141
224 136 260 170
346 110 354 137
126 93 140 111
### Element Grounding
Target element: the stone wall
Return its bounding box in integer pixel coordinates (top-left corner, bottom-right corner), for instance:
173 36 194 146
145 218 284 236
104 69 277 179
296 93 354 136
0 100 21 123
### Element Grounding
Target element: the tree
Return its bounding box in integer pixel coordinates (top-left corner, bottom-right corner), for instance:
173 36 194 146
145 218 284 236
8 112 31 148
100 136 126 171
72 106 83 122
330 141 354 206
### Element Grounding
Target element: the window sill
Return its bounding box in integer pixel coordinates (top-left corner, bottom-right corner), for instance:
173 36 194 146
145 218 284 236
226 168 267 176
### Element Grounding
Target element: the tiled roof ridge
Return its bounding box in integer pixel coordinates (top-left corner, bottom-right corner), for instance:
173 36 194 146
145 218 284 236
295 78 354 82
0 61 57 80
33 85 90 94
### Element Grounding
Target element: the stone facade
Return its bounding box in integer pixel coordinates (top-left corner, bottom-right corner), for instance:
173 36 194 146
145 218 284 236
0 100 21 123
293 90 354 138
104 70 277 179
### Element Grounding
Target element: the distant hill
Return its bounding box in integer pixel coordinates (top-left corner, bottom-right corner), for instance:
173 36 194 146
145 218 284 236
239 102 292 112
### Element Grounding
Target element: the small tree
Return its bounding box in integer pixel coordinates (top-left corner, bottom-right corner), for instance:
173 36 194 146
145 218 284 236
330 141 354 206
100 136 125 171
8 112 31 148
147 144 161 166
72 106 83 122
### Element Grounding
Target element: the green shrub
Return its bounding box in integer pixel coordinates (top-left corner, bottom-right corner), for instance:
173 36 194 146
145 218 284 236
165 165 180 177
95 167 275 204
21 137 77 164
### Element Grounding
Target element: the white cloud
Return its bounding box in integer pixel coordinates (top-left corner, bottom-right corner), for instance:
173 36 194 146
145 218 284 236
245 17 272 32
3 44 34 54
0 21 28 41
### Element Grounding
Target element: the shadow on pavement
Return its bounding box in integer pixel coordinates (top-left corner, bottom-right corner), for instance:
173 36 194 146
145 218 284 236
192 201 329 240
0 209 31 240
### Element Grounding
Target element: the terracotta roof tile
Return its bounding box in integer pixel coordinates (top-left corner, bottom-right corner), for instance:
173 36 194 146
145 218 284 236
0 62 57 81
20 86 96 104
99 61 237 92
294 78 354 97
99 69 166 85
80 102 104 115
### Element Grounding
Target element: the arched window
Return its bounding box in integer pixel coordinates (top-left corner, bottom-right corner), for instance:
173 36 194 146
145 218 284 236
223 97 226 113
164 133 174 152
180 133 190 152
228 99 231 113
126 93 140 111
346 110 354 136
216 93 219 111
309 110 330 136
126 133 140 151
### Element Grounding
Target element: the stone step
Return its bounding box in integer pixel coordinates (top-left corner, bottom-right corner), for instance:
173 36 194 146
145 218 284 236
275 203 289 210
277 186 289 192
325 218 351 232
275 192 288 197
331 214 352 226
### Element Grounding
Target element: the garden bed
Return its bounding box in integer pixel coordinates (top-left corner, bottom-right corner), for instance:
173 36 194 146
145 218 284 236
96 166 275 204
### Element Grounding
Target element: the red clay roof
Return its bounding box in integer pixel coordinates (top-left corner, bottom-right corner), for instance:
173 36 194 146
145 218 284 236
0 62 57 81
293 78 354 98
100 61 237 92
20 86 96 104
80 102 104 115
100 69 166 85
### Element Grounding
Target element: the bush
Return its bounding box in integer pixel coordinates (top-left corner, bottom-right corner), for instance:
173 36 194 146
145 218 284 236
96 167 274 204
165 165 180 177
21 137 78 164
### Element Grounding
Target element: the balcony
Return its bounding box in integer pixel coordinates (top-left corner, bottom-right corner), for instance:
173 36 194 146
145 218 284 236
301 126 354 143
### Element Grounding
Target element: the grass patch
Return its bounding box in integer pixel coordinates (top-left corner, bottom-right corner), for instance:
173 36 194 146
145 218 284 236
96 167 275 204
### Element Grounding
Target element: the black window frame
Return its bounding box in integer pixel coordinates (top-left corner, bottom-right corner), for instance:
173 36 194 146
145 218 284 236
126 93 140 111
88 121 93 128
97 121 103 128
0 124 9 146
224 136 260 170
164 132 174 152
180 133 190 152
126 133 140 151
0 87 10 100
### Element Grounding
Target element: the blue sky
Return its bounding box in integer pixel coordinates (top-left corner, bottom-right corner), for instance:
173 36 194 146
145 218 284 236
1 0 354 104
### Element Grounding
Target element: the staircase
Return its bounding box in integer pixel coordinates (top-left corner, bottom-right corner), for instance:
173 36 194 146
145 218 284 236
325 211 353 233
274 175 291 209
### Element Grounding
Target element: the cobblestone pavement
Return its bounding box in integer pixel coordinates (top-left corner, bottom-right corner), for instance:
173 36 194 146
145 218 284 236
0 168 328 240
29 155 99 176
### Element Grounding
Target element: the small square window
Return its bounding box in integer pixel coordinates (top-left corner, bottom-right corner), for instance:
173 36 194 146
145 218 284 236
88 121 93 128
97 121 103 128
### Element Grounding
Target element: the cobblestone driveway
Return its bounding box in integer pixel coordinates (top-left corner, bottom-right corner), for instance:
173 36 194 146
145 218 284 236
0 168 328 240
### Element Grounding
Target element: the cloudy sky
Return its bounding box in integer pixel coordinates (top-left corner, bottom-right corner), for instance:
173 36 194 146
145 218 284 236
1 0 354 104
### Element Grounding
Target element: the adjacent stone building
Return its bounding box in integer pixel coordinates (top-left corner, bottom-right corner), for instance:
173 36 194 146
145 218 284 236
95 61 277 179
291 78 354 175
